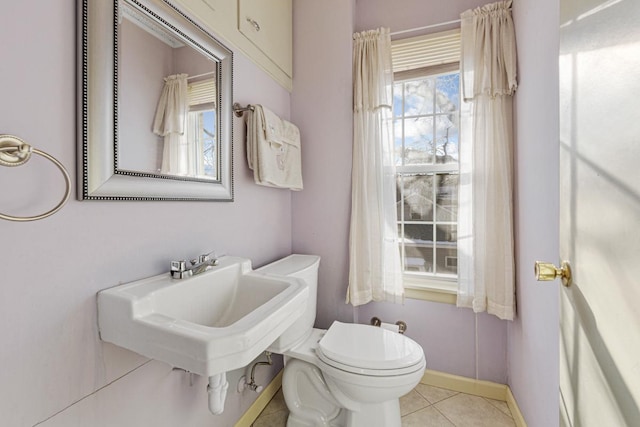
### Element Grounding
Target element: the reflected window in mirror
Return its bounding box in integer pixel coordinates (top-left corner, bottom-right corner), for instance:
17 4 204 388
119 3 220 181
187 78 217 178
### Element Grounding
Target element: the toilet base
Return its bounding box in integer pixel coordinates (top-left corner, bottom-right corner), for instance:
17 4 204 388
282 357 406 427
283 358 345 427
286 400 400 427
345 401 401 427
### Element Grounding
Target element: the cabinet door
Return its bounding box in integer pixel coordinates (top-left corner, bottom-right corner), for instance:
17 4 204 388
238 0 292 77
177 0 232 36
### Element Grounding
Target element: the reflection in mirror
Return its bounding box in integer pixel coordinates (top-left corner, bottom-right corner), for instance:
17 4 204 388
79 0 233 201
119 3 219 179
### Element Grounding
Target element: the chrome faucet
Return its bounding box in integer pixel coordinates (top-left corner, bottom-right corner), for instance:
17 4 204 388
170 252 220 279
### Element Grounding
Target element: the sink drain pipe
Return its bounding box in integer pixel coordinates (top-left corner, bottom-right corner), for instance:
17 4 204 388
208 373 229 415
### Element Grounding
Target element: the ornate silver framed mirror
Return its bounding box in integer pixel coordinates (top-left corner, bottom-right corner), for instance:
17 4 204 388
79 0 233 200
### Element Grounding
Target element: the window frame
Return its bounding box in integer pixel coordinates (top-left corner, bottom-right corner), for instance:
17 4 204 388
186 108 217 178
394 66 461 304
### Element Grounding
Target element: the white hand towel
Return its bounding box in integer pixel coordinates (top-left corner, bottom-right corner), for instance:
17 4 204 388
246 105 303 191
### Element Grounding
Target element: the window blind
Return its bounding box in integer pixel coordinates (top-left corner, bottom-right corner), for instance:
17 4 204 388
391 28 460 74
188 78 216 108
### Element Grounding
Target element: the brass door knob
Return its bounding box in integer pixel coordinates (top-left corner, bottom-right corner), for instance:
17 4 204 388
534 261 572 287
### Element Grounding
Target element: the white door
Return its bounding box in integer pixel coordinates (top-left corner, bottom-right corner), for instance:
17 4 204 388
555 0 640 425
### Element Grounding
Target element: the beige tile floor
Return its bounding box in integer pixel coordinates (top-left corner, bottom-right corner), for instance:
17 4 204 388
253 384 516 427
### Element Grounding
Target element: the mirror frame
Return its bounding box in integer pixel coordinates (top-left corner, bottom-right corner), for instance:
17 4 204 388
78 0 234 201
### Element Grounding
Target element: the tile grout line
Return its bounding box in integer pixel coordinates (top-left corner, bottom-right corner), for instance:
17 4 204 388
422 392 461 426
414 388 460 406
401 389 434 417
481 396 514 419
435 393 517 427
401 400 433 418
433 404 458 426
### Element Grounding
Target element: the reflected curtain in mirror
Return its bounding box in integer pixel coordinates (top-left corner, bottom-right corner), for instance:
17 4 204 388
153 73 191 175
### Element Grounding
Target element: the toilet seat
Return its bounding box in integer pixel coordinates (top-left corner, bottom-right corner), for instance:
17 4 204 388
317 321 425 377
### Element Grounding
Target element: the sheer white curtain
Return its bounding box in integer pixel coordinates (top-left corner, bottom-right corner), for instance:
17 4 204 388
457 1 517 320
153 73 197 176
347 28 403 306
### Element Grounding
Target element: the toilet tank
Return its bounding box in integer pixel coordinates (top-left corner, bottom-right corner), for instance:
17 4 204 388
256 254 320 353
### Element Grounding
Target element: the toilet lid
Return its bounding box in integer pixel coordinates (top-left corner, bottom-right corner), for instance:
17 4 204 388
317 321 424 372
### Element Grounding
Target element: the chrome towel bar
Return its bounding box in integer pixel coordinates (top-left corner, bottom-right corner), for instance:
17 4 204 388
232 102 255 117
0 134 71 222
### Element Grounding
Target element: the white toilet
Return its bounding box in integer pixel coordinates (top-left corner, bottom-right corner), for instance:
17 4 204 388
257 255 426 427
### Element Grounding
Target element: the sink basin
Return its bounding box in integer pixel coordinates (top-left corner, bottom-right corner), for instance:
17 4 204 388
97 256 309 376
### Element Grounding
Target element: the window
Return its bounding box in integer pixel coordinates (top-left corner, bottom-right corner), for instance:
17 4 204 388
186 78 217 178
187 109 217 177
392 30 461 298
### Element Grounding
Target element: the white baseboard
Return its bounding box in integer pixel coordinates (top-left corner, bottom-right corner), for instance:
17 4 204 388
420 369 527 427
506 386 527 427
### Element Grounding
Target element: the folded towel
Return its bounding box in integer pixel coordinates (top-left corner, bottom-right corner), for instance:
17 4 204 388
246 105 303 191
261 107 284 143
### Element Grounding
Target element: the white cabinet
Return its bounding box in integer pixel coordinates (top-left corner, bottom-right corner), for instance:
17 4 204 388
174 0 293 90
238 0 292 77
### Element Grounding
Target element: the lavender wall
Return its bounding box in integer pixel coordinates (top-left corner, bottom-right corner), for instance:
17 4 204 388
349 0 508 384
119 18 171 173
0 0 561 424
290 0 357 327
510 0 560 425
173 45 217 77
0 2 291 426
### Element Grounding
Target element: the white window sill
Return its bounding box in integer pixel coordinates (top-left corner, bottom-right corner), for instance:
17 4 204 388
404 275 457 305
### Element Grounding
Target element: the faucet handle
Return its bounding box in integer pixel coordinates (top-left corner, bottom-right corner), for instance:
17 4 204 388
200 251 224 263
171 260 187 272
191 253 211 265
187 251 223 266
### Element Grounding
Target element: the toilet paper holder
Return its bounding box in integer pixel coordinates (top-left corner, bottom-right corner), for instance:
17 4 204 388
370 317 407 334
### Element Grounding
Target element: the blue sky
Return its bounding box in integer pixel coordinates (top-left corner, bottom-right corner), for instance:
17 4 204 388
393 73 460 165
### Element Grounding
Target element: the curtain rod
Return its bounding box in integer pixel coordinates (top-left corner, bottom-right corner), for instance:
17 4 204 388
390 18 461 37
187 71 215 80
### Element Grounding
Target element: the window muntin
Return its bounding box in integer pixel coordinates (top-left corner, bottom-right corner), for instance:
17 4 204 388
394 71 460 284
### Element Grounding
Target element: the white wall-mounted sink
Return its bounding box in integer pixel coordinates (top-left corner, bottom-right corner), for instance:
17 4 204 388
97 256 309 377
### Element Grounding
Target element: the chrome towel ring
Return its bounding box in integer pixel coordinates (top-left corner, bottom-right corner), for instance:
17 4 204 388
0 134 71 222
